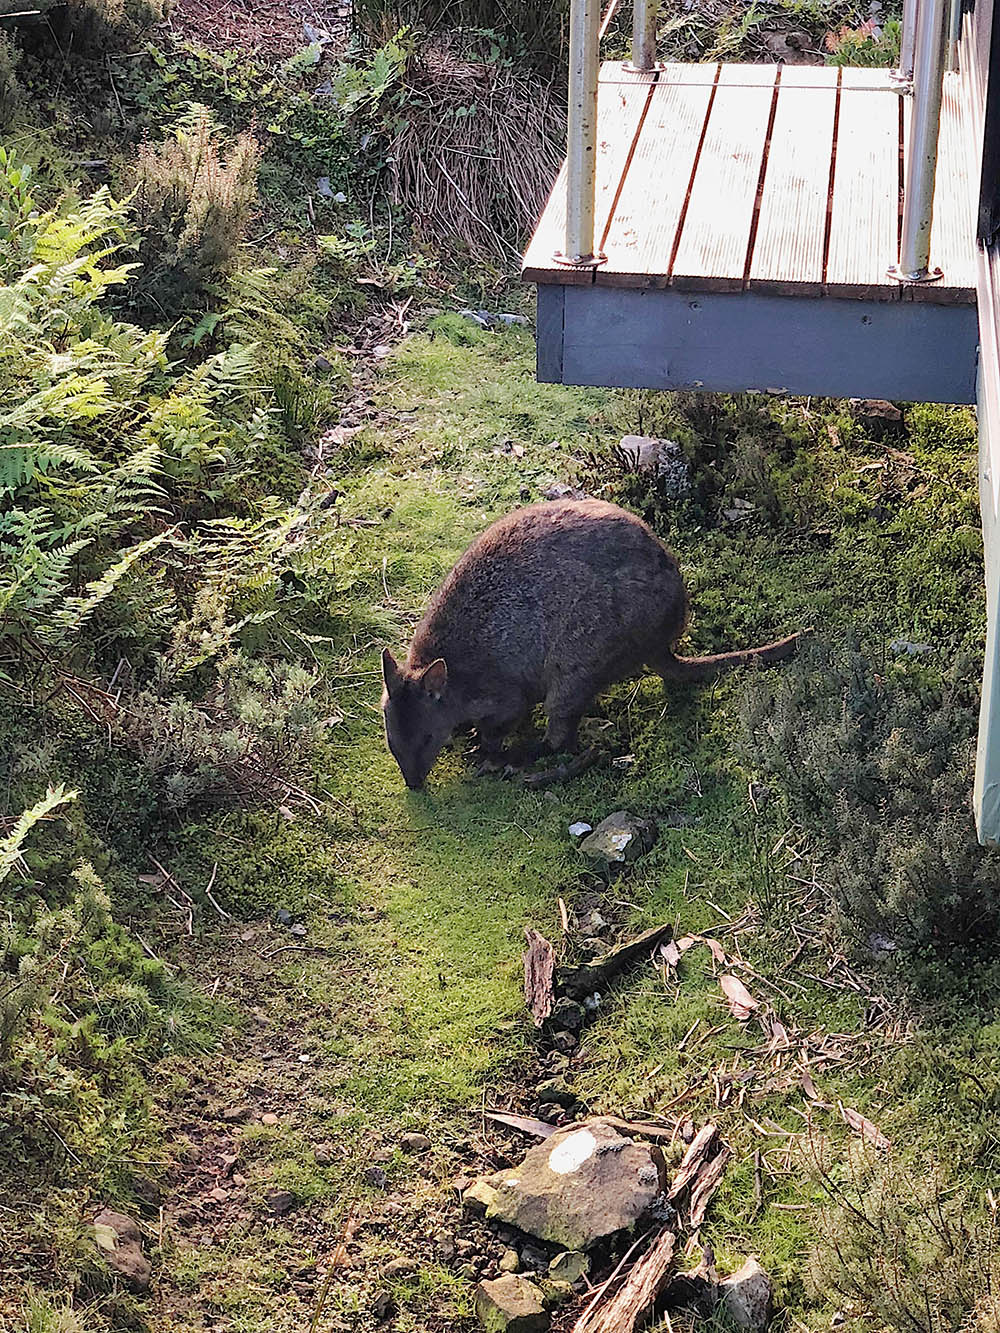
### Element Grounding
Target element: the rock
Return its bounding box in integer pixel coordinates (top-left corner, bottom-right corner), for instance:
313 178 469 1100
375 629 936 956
289 923 308 938
261 1112 280 1126
363 1165 389 1189
436 1230 458 1261
497 313 530 327
550 1030 578 1055
400 1131 432 1154
618 436 691 498
890 639 934 657
577 812 657 871
267 1189 297 1216
851 397 904 429
276 908 293 926
760 26 821 62
465 1178 501 1214
475 1274 549 1333
719 1258 773 1331
535 1078 575 1108
208 1187 230 1203
548 1251 589 1284
546 998 586 1035
384 1257 418 1278
314 1144 335 1165
499 1248 521 1273
542 482 586 502
92 1210 152 1293
372 1289 395 1321
568 821 592 839
539 1279 575 1306
518 1242 551 1273
219 1105 251 1123
485 1120 666 1250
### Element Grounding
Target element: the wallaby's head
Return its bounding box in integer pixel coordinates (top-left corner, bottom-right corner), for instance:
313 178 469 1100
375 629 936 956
381 649 456 789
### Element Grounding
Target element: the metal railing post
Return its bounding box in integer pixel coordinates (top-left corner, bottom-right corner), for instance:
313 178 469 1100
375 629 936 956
560 0 602 265
629 0 657 71
893 0 919 83
890 0 948 281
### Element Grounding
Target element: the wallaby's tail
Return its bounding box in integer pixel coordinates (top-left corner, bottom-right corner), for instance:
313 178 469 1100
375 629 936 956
660 630 807 682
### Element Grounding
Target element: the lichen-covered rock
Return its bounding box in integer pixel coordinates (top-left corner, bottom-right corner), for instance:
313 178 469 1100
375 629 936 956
475 1274 549 1333
548 1250 589 1284
577 812 657 870
92 1210 152 1292
464 1178 501 1214
618 436 691 499
485 1119 666 1250
719 1258 773 1331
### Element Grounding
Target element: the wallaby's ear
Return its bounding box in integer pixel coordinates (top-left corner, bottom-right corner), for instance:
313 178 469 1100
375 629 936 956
420 658 448 699
382 648 403 695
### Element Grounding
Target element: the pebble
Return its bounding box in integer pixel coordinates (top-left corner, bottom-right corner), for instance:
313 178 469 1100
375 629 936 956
383 1257 418 1278
219 1106 250 1123
499 1248 520 1273
372 1290 395 1322
267 1190 296 1216
363 1166 389 1189
400 1132 432 1154
314 1145 335 1166
261 1113 280 1126
208 1187 229 1203
276 909 293 926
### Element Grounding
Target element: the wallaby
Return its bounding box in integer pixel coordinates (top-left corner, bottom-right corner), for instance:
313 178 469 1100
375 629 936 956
381 499 801 789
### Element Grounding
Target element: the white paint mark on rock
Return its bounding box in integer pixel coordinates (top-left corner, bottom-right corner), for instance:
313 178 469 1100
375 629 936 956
548 1128 596 1176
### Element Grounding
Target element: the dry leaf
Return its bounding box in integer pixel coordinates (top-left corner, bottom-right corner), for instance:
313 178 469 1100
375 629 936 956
720 974 758 1020
801 1069 820 1101
704 938 727 965
676 935 698 953
839 1102 890 1150
769 1019 791 1050
660 939 682 967
485 1110 558 1139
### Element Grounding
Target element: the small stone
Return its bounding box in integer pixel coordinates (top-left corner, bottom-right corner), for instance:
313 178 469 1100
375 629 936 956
568 822 592 839
261 1113 280 1126
499 1248 521 1273
550 1030 578 1055
548 1251 589 1284
232 1173 247 1187
539 1280 575 1307
475 1274 549 1333
617 436 691 499
276 909 293 926
535 1103 563 1123
535 1078 575 1108
438 1232 458 1261
92 1211 152 1293
219 1106 251 1123
455 1238 477 1257
372 1289 395 1322
464 1179 501 1214
577 812 657 871
542 482 585 503
400 1132 432 1154
208 1187 229 1203
719 1257 773 1331
363 1166 389 1189
384 1257 418 1278
267 1190 296 1216
458 1262 479 1280
546 998 586 1035
289 923 308 938
518 1243 550 1273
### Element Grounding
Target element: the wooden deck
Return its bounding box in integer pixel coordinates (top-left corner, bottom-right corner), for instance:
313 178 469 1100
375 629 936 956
523 63 977 305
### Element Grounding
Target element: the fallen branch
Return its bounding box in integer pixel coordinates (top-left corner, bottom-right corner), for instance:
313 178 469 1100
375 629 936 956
572 1226 677 1333
559 923 674 999
667 1124 719 1202
689 1144 732 1227
523 927 556 1026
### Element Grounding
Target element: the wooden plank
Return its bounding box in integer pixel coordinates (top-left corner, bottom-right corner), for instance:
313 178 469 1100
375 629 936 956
906 71 978 304
522 63 654 284
826 68 901 300
671 63 777 292
598 63 717 288
748 65 839 296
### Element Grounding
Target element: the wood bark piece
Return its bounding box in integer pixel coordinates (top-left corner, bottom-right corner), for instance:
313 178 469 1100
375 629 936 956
485 1110 559 1139
572 1226 677 1333
667 1124 719 1202
559 923 673 999
689 1144 732 1227
839 1102 890 1150
524 928 556 1026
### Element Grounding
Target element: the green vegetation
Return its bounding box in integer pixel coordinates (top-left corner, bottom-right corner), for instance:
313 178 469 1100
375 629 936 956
0 2 993 1332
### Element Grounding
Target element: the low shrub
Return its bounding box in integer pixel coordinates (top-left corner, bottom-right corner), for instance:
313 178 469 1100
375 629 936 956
130 106 261 314
737 636 1000 947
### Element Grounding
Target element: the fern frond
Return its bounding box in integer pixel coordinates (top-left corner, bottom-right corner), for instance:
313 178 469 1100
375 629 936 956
0 785 78 886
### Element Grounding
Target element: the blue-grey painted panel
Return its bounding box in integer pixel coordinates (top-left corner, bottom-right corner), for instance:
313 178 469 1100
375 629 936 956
535 284 980 403
536 285 565 384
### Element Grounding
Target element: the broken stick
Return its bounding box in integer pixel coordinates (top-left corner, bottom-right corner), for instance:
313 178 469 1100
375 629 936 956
572 1226 677 1333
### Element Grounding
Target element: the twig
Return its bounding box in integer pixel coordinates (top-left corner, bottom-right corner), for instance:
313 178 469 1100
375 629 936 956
203 862 231 921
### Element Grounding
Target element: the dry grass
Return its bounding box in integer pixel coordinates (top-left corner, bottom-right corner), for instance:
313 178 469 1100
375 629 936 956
390 37 565 262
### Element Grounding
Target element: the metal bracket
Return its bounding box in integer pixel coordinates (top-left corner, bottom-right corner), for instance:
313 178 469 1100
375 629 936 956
886 263 944 283
622 60 665 74
552 251 608 267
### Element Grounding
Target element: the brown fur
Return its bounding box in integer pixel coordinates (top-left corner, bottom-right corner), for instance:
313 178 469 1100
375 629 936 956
381 499 800 788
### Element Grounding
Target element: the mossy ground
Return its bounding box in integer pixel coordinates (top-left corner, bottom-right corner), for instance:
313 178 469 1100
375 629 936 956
9 313 991 1332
